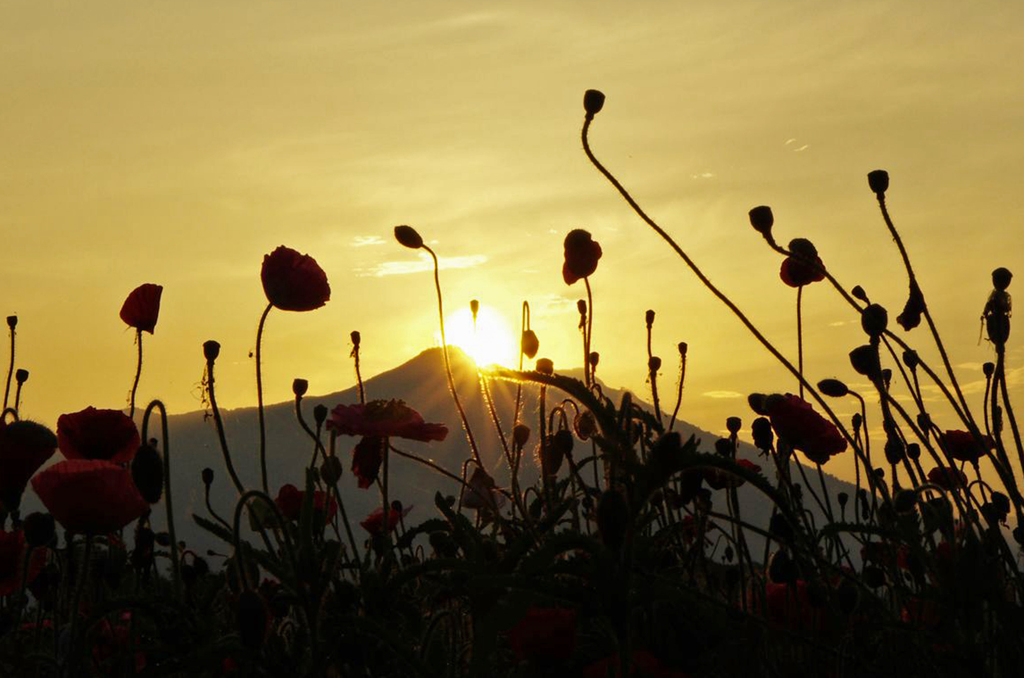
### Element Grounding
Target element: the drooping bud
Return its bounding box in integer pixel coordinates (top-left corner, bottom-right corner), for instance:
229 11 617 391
203 340 221 362
573 411 597 441
394 225 424 249
513 424 531 448
543 430 573 475
851 286 869 303
860 304 888 337
747 393 769 416
748 206 774 239
867 169 889 195
817 378 849 398
131 443 164 504
536 358 554 375
852 412 863 431
521 329 539 359
292 378 309 397
583 89 605 117
993 267 1013 291
849 345 882 379
726 417 742 435
751 417 774 451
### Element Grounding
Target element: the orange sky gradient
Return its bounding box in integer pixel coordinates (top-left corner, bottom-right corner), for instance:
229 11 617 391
2 1 1022 488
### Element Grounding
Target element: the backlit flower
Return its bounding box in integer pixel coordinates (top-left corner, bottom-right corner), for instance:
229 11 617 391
779 256 826 287
260 246 331 312
119 283 163 334
351 436 383 489
274 484 337 524
360 503 412 534
940 430 994 463
327 400 447 442
562 229 602 285
766 395 847 465
704 458 761 490
31 459 149 534
927 466 968 491
0 420 57 511
56 407 140 464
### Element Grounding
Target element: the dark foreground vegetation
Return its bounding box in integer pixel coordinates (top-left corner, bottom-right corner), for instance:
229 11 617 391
0 90 1021 676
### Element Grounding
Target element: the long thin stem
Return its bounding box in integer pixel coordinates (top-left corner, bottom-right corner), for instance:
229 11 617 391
129 329 142 419
584 277 595 387
668 345 687 433
796 286 804 400
255 302 273 494
3 323 14 411
205 354 245 495
352 338 366 405
142 400 181 599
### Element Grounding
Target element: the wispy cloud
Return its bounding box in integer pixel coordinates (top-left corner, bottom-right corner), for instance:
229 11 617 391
352 235 386 247
357 254 488 277
703 390 744 399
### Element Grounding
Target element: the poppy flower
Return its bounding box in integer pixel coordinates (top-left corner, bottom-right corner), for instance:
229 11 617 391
0 530 46 596
507 606 577 663
0 420 57 511
260 246 331 312
939 430 994 463
704 458 761 490
562 229 602 285
327 400 448 442
766 395 847 465
359 503 412 534
463 467 505 511
31 459 149 534
274 484 337 524
351 436 383 489
927 466 968 491
119 283 163 334
758 580 824 634
56 407 140 464
779 256 826 287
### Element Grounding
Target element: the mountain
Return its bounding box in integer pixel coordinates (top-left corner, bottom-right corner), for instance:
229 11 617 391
135 346 859 561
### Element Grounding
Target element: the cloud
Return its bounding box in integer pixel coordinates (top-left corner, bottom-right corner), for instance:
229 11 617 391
702 390 744 399
352 235 386 247
357 254 488 277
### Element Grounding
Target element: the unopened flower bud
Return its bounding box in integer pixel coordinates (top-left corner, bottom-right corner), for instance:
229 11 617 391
751 417 774 451
394 225 424 249
884 436 905 464
350 330 361 347
573 411 597 441
747 393 769 416
513 424 530 448
849 345 881 379
6 316 16 330
131 443 164 504
860 304 888 337
902 350 919 371
543 430 573 475
320 456 342 485
851 286 869 302
645 309 655 328
202 468 214 486
817 378 849 398
852 412 863 431
14 369 28 384
521 329 539 359
583 89 605 117
292 378 308 397
313 404 328 427
470 299 479 320
577 299 587 316
993 267 1013 291
678 342 688 358
203 340 221 361
536 358 554 375
714 438 732 456
867 169 889 195
726 417 742 435
648 356 661 372
906 443 921 461
748 206 774 238
788 238 818 261
916 412 931 431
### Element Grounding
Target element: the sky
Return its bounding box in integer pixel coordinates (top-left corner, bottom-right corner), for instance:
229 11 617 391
2 1 1023 487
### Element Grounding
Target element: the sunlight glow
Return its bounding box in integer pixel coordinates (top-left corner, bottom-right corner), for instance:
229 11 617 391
437 304 516 367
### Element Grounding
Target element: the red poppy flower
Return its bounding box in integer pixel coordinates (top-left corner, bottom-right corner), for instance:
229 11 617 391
0 420 57 510
274 484 337 524
507 606 577 663
351 436 383 489
31 459 149 534
766 395 847 465
939 430 994 463
260 246 331 312
779 256 826 287
562 229 602 285
327 400 448 442
56 407 140 464
359 503 412 534
704 458 761 490
758 580 823 634
0 530 46 596
119 283 163 334
927 466 968 491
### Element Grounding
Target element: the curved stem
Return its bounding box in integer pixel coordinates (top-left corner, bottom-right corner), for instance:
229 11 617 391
205 356 245 495
129 329 142 419
255 302 273 494
668 347 687 433
796 286 804 400
514 301 529 426
142 400 181 598
3 324 14 411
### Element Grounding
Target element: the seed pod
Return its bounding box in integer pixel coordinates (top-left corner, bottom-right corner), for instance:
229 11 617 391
350 330 361 347
201 468 214 487
817 379 849 398
6 315 16 329
320 455 343 485
513 424 531 448
861 304 889 337
14 369 28 384
906 443 921 461
867 169 889 195
884 436 905 464
589 352 600 368
725 417 742 435
292 378 308 397
521 329 539 359
645 309 655 328
748 206 774 238
983 362 995 378
583 89 605 117
131 443 164 504
203 340 221 361
648 356 661 372
313 404 328 427
993 267 1013 291
394 225 424 249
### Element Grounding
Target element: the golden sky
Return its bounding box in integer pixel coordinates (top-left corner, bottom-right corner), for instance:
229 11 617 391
2 1 1022 486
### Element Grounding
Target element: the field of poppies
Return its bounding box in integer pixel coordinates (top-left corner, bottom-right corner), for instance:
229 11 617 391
0 90 1022 677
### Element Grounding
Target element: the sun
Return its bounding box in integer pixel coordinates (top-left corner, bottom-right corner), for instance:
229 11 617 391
437 304 516 367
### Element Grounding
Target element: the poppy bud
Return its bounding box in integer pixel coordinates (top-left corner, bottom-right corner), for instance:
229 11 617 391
748 206 774 238
993 267 1013 291
747 393 769 416
320 455 342 485
851 286 869 303
723 545 734 563
849 345 881 379
544 430 573 475
131 443 164 504
768 550 798 584
905 442 921 461
726 417 742 435
577 299 587 316
916 412 931 430
751 417 774 451
788 238 818 261
201 468 214 487
992 491 1010 516
23 512 55 548
513 424 531 448
589 352 599 368
237 590 268 650
292 378 308 397
536 358 554 375
902 350 919 371
15 369 27 384
884 436 905 464
6 316 16 330
881 369 892 390
597 489 629 552
648 356 661 372
867 169 889 195
573 411 597 441
521 329 539 359
313 404 328 427
714 438 732 457
894 489 917 514
203 340 220 362
983 362 995 378
837 491 849 507
852 412 862 431
394 225 424 249
678 342 688 357
817 378 849 398
860 304 888 337
350 330 361 347
645 309 655 328
583 89 605 117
